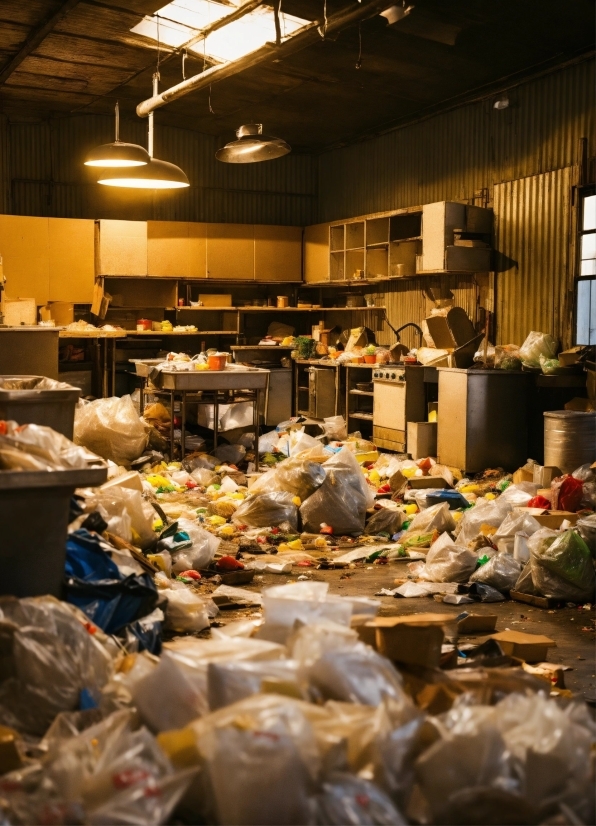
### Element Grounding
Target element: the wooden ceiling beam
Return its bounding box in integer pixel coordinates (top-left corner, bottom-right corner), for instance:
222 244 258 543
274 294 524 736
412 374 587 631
0 0 82 87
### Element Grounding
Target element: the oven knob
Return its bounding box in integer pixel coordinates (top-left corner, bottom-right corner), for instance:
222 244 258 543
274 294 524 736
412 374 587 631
391 373 396 379
384 372 390 379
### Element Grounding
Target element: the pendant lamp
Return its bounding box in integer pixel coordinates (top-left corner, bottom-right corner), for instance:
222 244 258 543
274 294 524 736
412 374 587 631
215 124 291 163
84 103 150 168
98 75 189 189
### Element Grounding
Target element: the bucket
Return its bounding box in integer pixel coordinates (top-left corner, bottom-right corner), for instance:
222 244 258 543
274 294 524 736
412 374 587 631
544 411 596 474
208 353 229 371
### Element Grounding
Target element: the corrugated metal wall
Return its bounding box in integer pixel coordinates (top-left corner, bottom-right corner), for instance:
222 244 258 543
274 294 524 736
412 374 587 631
317 57 594 346
317 58 594 222
0 114 317 225
493 166 575 347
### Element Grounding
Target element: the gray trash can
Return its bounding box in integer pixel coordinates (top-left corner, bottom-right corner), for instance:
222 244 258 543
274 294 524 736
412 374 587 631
0 464 107 598
0 376 81 439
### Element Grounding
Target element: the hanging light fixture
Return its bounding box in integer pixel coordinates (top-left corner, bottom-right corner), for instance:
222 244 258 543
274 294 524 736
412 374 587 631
215 124 291 164
98 75 189 189
84 103 150 167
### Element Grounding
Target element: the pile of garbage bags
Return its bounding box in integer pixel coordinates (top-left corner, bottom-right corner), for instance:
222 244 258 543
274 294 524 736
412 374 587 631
0 589 593 826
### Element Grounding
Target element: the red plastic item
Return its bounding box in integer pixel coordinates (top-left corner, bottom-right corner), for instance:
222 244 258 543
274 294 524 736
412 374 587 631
554 475 584 512
377 484 391 494
185 480 198 489
178 570 201 581
417 457 432 471
527 495 552 510
216 555 245 571
320 523 333 535
0 421 7 435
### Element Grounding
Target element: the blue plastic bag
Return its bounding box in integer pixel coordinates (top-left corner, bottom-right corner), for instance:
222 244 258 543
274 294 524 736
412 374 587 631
64 529 159 636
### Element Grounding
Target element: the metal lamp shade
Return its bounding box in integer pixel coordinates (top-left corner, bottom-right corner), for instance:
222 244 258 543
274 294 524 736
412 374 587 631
216 124 291 163
98 158 190 189
84 141 150 168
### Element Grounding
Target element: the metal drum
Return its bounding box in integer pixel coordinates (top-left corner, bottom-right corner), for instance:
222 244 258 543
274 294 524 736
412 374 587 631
544 411 596 474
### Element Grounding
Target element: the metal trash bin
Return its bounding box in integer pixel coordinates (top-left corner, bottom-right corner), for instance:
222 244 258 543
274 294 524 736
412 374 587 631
544 410 596 474
0 464 107 598
0 376 81 439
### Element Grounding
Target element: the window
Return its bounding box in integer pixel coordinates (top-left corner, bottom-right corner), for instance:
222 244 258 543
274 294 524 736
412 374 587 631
576 190 596 344
131 0 310 64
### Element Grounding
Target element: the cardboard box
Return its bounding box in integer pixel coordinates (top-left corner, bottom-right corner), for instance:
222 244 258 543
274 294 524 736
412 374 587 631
490 630 556 663
513 467 534 484
557 346 583 366
532 511 579 529
351 614 377 648
532 465 559 487
370 614 451 668
198 293 232 307
565 397 595 412
457 613 498 634
407 421 437 460
3 297 36 326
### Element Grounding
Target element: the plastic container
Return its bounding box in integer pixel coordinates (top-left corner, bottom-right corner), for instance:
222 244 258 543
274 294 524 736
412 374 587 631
0 375 81 438
208 353 229 370
544 411 596 474
0 464 108 597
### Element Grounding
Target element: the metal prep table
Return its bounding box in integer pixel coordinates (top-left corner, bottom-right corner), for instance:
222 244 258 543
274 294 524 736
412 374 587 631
131 361 270 457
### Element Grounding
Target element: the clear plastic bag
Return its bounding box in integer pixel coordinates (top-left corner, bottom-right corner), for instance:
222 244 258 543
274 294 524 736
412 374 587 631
170 518 220 573
421 544 478 583
163 585 212 634
364 506 406 536
519 331 557 369
404 501 456 536
261 582 353 643
207 659 304 711
539 355 562 374
470 552 522 592
577 513 596 554
232 492 298 530
307 643 407 707
313 773 407 825
455 497 512 547
323 415 348 441
494 344 522 371
83 486 156 549
0 419 97 470
250 456 326 500
300 448 374 535
530 528 595 602
74 395 148 466
0 596 114 736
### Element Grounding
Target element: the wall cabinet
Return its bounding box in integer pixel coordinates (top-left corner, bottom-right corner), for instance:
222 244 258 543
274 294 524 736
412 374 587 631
0 215 50 304
206 223 254 280
318 202 493 283
147 221 208 279
304 223 330 282
95 219 147 276
254 224 302 281
49 218 94 302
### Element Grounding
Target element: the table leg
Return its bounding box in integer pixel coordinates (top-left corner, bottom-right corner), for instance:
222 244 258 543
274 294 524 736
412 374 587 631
254 389 260 457
213 394 219 450
111 339 116 396
181 391 186 459
170 390 175 459
102 339 108 398
139 379 145 416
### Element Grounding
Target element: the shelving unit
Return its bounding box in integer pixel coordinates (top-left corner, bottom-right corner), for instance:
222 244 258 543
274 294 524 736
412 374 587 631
345 363 374 439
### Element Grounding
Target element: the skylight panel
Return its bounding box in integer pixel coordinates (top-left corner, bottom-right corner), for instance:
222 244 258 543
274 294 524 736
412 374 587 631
132 0 309 63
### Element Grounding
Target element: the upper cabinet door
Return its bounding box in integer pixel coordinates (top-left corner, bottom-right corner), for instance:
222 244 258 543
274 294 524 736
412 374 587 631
206 223 254 280
96 219 147 276
254 225 302 281
189 222 207 278
147 221 190 277
304 223 330 282
0 214 50 304
49 218 94 302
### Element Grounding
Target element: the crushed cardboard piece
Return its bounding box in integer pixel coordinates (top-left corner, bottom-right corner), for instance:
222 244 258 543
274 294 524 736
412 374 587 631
490 630 556 663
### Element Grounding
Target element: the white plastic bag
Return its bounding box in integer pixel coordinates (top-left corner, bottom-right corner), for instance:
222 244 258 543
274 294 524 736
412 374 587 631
519 331 557 369
171 518 220 572
421 543 478 583
74 395 147 466
469 552 522 592
163 586 211 634
314 773 407 825
84 486 156 549
405 501 456 536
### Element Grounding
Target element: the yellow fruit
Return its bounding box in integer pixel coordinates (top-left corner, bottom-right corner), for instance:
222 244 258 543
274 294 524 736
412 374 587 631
368 470 380 484
218 526 236 538
287 539 303 550
277 543 290 553
485 492 496 500
401 467 416 478
404 504 418 515
314 537 328 548
292 496 301 507
208 515 226 526
460 484 480 493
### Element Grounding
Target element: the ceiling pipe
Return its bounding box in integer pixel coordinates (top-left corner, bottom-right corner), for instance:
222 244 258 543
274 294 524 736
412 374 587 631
136 0 399 117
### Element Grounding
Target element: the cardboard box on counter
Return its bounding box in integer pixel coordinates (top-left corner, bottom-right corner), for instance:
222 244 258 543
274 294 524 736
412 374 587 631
370 614 453 668
558 346 583 366
40 301 74 326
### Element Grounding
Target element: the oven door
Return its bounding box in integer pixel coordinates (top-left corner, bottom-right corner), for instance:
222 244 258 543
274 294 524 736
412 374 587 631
373 380 406 430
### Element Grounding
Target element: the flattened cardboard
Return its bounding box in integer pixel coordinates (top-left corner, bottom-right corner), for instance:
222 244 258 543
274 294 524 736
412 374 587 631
490 630 555 663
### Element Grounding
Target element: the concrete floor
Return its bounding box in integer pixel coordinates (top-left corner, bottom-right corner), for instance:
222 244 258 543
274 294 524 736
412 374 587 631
212 563 596 703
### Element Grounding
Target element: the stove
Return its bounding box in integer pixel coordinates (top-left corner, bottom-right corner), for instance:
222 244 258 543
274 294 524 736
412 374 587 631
372 364 425 452
372 367 405 383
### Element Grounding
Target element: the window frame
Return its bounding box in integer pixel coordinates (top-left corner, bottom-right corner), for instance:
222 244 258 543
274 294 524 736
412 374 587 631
574 185 596 345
